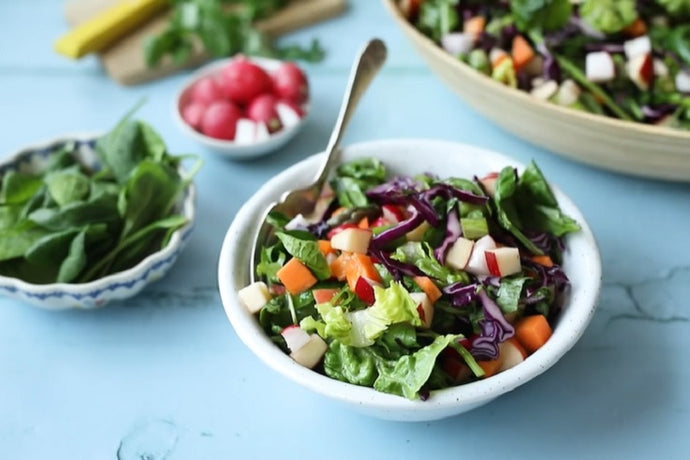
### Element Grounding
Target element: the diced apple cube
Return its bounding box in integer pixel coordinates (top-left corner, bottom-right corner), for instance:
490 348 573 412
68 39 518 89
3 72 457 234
623 35 651 60
330 227 372 254
289 334 328 368
676 70 690 93
498 338 527 372
554 79 581 106
354 276 380 305
485 247 521 277
586 51 615 83
530 80 558 101
626 53 654 90
409 292 434 328
381 204 405 224
406 220 431 242
238 281 271 314
281 325 311 352
441 32 475 56
464 235 497 276
234 118 256 145
445 237 475 270
276 102 301 129
312 288 338 304
653 59 669 78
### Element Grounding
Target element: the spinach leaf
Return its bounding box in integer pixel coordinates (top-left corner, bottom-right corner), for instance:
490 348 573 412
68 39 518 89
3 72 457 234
0 222 50 262
579 0 638 34
45 168 90 207
417 0 459 42
256 243 287 283
517 161 558 207
0 205 20 230
391 241 469 285
276 231 330 280
57 230 87 283
656 0 690 17
324 340 379 387
28 193 120 232
510 0 572 33
25 228 80 266
337 158 387 183
0 171 43 205
96 119 146 184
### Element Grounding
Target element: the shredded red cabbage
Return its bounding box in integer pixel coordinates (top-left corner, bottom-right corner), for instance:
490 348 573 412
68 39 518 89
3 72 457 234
434 208 461 263
443 282 479 307
471 290 516 360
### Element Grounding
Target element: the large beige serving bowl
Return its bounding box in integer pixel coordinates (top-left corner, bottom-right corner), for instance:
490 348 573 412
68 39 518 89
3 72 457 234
383 0 690 182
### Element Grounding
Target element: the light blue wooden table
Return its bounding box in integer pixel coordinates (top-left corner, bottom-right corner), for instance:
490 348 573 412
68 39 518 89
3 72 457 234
2 1 690 458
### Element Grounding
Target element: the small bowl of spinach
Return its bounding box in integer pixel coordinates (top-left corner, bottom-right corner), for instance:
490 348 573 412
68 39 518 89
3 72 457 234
0 112 201 310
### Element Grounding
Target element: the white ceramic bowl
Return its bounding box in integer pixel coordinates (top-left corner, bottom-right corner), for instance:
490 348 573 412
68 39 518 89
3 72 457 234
0 133 196 310
382 0 690 182
218 139 601 421
173 56 308 159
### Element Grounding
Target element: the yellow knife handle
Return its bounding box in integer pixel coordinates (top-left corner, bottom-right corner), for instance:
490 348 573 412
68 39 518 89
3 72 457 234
55 0 168 59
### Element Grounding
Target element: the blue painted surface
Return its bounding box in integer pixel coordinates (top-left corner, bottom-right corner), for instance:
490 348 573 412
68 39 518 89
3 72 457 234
1 1 689 458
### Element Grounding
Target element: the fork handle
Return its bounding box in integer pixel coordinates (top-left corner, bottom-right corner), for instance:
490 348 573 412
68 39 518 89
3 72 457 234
312 38 388 186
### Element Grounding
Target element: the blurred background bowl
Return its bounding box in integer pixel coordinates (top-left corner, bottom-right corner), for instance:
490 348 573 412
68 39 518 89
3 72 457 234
382 0 690 182
218 138 601 421
0 133 195 310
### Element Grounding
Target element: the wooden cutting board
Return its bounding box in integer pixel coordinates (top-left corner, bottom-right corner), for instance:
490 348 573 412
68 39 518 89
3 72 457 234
63 0 347 85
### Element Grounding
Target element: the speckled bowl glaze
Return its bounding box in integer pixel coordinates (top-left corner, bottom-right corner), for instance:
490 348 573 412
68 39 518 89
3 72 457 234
0 133 196 310
218 139 601 421
173 56 308 159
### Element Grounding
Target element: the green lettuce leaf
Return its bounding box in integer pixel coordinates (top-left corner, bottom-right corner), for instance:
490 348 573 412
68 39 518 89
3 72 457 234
391 241 469 285
276 231 330 280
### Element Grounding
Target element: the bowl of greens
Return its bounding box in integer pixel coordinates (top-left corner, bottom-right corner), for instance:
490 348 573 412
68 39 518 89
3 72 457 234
0 115 200 310
218 138 600 421
383 0 690 181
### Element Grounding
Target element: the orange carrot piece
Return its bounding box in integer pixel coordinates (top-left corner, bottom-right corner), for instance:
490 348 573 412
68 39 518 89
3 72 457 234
511 34 535 72
413 276 443 303
531 255 554 268
515 314 553 354
277 258 317 295
358 217 370 229
464 16 486 36
329 253 352 281
345 253 381 291
478 358 502 378
623 18 647 37
318 239 335 256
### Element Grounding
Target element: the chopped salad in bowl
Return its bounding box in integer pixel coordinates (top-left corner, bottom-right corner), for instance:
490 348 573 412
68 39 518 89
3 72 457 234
402 0 690 129
219 139 601 420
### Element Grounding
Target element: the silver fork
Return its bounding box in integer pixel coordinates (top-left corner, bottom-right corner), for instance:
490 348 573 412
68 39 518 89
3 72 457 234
249 38 388 282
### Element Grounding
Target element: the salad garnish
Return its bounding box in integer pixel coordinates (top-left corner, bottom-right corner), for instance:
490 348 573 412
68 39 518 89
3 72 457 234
238 158 580 400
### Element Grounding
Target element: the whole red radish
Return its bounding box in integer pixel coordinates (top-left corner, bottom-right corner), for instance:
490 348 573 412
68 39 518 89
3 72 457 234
200 101 242 140
247 94 282 132
219 56 272 105
189 76 223 105
181 102 207 130
272 62 308 104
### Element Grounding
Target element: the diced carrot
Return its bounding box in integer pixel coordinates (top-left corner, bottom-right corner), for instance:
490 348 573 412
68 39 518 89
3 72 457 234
511 34 535 72
276 258 317 295
329 253 352 281
413 276 443 303
463 16 486 37
623 18 647 37
531 255 554 268
477 358 502 378
317 239 335 256
345 253 381 291
312 288 338 304
515 314 553 354
358 217 369 229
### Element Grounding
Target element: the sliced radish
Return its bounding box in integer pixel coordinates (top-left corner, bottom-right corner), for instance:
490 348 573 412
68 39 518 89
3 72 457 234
281 325 311 352
234 118 256 145
330 227 372 254
247 94 282 133
272 62 309 105
275 102 302 129
441 32 475 55
554 79 580 106
200 101 243 140
585 51 615 82
181 102 207 129
627 53 654 90
354 276 380 305
237 281 271 314
530 80 559 101
289 334 328 368
219 56 272 105
498 338 527 372
484 247 521 277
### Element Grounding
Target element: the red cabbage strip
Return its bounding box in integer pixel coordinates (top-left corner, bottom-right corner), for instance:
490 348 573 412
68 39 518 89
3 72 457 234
423 183 489 206
368 246 421 280
443 282 479 307
471 290 515 360
371 209 424 247
434 208 461 263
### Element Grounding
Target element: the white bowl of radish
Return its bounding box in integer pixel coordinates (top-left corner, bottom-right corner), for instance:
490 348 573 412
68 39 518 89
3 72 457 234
174 55 308 159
